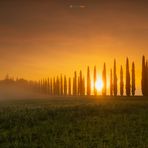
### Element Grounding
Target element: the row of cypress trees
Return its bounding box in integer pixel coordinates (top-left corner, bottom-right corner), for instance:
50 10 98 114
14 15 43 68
30 56 148 96
107 58 135 96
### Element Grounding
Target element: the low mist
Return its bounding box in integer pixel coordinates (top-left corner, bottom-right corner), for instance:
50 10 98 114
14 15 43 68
0 84 48 100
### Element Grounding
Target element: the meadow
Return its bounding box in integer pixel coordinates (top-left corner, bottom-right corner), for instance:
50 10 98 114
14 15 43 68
0 96 148 148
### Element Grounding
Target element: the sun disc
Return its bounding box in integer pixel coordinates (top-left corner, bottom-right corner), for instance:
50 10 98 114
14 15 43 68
95 79 103 91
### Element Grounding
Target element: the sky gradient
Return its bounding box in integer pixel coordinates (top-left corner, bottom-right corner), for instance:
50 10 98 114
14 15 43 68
0 0 148 94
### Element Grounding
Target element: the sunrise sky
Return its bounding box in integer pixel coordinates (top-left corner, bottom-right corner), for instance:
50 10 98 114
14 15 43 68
0 0 148 94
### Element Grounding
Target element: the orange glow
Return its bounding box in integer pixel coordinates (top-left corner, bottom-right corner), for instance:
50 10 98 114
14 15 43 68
0 1 147 96
91 76 104 93
95 78 104 92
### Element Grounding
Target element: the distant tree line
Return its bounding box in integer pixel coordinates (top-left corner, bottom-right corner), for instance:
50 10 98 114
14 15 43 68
1 56 147 96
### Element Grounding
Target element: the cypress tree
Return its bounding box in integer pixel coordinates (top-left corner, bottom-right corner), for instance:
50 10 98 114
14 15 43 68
73 77 75 95
46 78 49 94
102 63 106 96
78 77 80 95
94 66 97 96
110 69 113 96
41 79 43 94
55 77 57 95
50 78 53 96
54 78 56 95
114 59 117 96
126 58 130 96
145 61 148 96
87 66 91 95
53 77 56 95
45 79 48 94
64 76 67 96
82 77 85 95
120 66 124 96
60 75 63 96
39 80 41 93
79 70 83 95
43 79 46 94
56 76 60 95
142 56 146 96
132 62 136 96
68 77 71 96
73 71 77 95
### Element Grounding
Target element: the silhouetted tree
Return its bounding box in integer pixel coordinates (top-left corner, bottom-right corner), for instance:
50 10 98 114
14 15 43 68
87 66 91 95
68 77 71 95
43 79 46 94
60 75 63 96
55 77 58 95
120 66 124 96
94 66 97 95
132 62 136 96
72 77 76 95
56 76 60 95
64 76 67 96
145 61 148 96
45 79 48 94
39 80 42 93
50 78 53 95
79 70 83 95
53 77 56 95
82 77 85 95
142 56 146 96
114 59 117 96
110 69 113 96
126 58 130 96
102 63 106 96
46 78 49 94
73 71 77 95
78 77 80 95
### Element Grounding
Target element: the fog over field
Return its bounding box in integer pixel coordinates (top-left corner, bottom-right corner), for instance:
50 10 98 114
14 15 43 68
0 85 49 100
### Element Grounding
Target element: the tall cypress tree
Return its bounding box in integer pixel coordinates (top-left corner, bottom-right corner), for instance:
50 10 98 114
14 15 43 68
68 77 71 96
47 77 50 95
64 75 67 96
78 77 80 95
73 77 75 96
50 78 53 96
73 71 77 95
120 66 124 96
145 61 148 96
132 62 136 96
55 78 57 95
126 58 130 96
58 76 60 95
110 69 113 96
59 75 62 96
39 80 42 93
142 56 146 96
45 79 48 94
79 70 83 95
102 63 106 96
53 77 56 96
114 59 117 96
43 79 45 94
82 77 85 95
94 66 97 96
87 66 91 95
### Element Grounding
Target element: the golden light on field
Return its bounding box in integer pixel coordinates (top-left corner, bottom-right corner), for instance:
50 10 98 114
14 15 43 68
95 78 104 92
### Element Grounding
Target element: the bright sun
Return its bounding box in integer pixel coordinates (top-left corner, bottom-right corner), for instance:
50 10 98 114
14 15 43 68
95 79 104 92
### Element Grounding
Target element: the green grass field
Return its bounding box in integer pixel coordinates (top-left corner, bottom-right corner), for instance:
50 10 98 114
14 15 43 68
0 96 148 148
